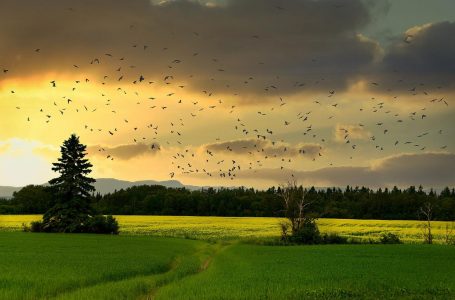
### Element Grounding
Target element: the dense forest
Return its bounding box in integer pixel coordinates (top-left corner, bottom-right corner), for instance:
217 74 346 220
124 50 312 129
1 184 454 220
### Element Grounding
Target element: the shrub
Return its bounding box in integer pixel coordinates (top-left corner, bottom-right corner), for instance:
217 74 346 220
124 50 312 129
290 218 321 244
444 223 455 245
29 215 118 234
279 221 291 243
321 233 348 244
380 232 402 244
86 215 119 234
21 222 30 232
30 221 43 233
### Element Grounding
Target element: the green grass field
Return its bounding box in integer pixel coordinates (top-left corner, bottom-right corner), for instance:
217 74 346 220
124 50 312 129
0 232 209 300
1 232 454 299
1 214 453 243
158 244 455 299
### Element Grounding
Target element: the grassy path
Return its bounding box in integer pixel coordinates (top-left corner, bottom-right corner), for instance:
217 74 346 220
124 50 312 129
52 241 231 300
145 241 231 300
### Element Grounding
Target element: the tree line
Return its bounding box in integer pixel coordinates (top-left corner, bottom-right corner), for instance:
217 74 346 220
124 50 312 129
2 184 454 221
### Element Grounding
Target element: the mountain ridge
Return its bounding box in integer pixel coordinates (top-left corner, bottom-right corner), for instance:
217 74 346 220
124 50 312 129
0 178 208 198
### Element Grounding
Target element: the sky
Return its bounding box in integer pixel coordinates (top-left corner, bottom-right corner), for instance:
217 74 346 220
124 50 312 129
0 0 454 189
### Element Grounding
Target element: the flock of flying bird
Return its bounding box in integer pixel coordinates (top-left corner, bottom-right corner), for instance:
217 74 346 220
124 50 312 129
1 24 451 182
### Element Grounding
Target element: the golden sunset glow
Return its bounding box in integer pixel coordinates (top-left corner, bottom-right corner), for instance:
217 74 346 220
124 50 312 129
1 0 454 189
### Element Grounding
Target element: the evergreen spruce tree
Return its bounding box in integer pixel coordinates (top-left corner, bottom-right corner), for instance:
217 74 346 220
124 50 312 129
35 134 118 234
50 134 96 202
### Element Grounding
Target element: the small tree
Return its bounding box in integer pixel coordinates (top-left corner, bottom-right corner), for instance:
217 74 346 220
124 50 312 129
279 220 291 243
279 181 320 244
32 134 118 234
444 222 455 245
419 201 433 244
280 181 306 233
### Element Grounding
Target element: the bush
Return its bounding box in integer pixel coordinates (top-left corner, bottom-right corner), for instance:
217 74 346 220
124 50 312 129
444 223 455 245
21 222 30 232
321 233 348 244
290 218 321 244
30 221 43 233
279 221 291 243
29 215 118 234
86 215 119 234
380 232 402 244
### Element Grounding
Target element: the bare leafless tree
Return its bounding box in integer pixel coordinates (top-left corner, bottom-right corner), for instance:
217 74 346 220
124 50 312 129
279 180 312 234
419 202 433 244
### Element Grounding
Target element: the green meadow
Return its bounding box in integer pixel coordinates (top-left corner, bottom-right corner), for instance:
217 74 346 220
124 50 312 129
0 232 212 300
1 231 454 299
157 243 455 300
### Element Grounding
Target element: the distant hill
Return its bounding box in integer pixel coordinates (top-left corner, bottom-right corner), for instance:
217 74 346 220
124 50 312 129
93 178 204 194
0 178 205 198
0 186 22 199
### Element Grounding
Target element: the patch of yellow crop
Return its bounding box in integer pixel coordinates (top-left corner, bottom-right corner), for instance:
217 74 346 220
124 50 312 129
0 215 41 231
1 214 453 243
317 219 453 243
115 215 281 240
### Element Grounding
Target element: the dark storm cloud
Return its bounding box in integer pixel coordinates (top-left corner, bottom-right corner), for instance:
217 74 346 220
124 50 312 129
87 143 160 160
1 0 453 98
204 139 322 159
236 152 455 188
385 22 455 74
0 0 381 97
367 21 455 92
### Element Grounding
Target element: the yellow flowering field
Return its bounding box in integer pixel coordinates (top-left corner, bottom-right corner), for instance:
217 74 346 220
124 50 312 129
0 214 453 243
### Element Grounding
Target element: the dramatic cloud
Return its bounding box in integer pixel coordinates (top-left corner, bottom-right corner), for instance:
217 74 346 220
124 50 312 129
368 21 455 92
87 143 160 160
0 0 453 100
0 0 382 97
203 139 322 159
235 152 455 188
